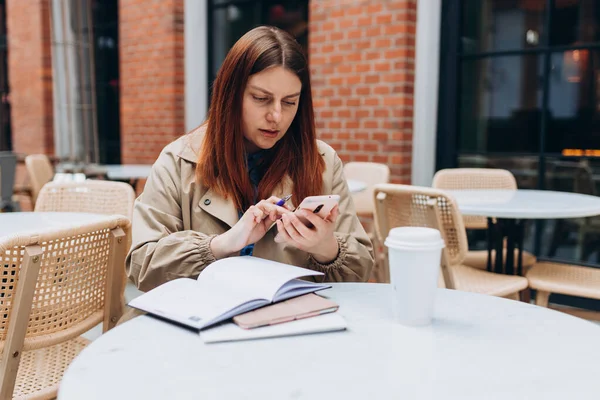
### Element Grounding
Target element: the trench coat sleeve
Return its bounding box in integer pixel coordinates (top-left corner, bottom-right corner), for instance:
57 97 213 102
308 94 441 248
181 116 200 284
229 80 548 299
126 149 217 292
307 152 374 282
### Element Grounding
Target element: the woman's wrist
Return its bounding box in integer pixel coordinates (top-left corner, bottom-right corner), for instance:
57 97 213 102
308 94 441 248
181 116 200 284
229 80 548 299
310 235 339 264
210 232 237 259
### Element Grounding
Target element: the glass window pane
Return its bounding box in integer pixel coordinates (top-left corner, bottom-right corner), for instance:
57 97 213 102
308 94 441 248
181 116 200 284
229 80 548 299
262 1 308 52
550 0 600 46
547 50 600 154
211 1 309 81
541 156 600 264
459 55 543 154
456 154 538 256
457 154 539 189
212 4 260 79
462 0 546 54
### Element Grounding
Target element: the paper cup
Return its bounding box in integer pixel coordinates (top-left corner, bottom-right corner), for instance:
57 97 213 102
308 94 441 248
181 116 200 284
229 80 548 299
385 227 445 326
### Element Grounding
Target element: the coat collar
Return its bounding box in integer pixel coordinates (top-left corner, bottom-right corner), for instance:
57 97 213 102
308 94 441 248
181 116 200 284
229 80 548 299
176 127 324 228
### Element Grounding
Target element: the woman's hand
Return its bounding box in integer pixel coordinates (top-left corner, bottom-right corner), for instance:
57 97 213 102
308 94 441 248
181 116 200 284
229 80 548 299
275 205 340 264
211 197 291 259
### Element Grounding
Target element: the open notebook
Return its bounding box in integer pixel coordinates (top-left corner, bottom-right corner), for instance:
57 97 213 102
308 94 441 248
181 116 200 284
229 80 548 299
128 256 331 330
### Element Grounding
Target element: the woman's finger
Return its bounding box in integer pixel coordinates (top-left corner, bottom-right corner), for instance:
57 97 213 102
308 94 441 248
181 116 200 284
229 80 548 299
275 220 292 243
265 196 281 204
248 206 265 223
326 205 340 222
297 209 327 230
282 214 306 244
256 200 290 217
286 212 314 239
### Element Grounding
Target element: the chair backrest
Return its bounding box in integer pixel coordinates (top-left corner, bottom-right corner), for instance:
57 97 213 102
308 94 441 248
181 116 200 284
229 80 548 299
24 154 54 205
0 216 130 396
0 152 17 203
35 180 136 219
432 168 517 229
373 184 469 288
343 162 391 215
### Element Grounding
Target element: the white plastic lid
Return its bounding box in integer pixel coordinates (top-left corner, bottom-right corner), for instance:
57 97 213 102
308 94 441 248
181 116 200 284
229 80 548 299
384 227 445 250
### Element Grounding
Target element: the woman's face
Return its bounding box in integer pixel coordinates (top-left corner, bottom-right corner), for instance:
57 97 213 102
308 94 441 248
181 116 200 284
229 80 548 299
242 66 302 153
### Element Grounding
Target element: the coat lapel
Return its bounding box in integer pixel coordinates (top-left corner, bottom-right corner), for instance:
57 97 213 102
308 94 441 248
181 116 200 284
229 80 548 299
198 188 239 229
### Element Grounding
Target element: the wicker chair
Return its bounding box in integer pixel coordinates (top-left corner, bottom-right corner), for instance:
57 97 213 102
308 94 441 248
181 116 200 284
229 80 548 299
432 168 537 271
0 216 130 399
373 184 528 298
343 162 390 282
24 155 54 207
343 162 391 216
34 180 136 219
526 263 600 308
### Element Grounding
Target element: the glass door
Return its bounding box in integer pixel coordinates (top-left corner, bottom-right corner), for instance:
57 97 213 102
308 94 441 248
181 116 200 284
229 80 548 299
438 0 600 267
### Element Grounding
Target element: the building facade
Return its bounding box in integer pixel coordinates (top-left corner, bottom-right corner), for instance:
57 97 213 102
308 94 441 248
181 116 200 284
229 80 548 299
4 0 600 278
2 0 420 185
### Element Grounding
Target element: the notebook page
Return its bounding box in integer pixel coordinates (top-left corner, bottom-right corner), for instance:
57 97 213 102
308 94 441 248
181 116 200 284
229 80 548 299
128 278 268 329
198 256 324 301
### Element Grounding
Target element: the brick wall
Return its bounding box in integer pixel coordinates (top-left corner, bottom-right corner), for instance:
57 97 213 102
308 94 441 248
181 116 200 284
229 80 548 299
6 0 54 210
309 0 417 183
119 0 185 164
6 0 54 156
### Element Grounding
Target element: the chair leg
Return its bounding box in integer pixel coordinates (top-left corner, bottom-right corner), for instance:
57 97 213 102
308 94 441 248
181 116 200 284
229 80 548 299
535 291 551 307
505 292 520 301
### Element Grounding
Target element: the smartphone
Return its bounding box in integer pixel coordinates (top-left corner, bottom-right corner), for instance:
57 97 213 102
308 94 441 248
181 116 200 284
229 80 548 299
233 293 339 329
294 194 340 226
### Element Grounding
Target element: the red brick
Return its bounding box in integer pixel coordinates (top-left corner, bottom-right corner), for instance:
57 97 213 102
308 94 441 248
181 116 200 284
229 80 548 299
7 0 54 156
373 155 389 164
120 0 185 163
372 132 389 141
356 110 370 119
363 142 379 152
356 63 371 73
337 109 352 118
346 141 361 151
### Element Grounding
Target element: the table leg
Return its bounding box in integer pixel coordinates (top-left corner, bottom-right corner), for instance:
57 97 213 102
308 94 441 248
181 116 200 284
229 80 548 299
494 220 505 275
516 220 525 277
504 219 516 276
487 217 493 272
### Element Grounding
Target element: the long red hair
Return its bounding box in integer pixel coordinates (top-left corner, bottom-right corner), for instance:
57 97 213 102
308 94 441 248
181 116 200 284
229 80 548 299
197 26 324 210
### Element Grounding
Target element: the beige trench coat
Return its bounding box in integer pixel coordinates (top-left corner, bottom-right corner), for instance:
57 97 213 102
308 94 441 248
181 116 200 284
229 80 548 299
126 128 374 293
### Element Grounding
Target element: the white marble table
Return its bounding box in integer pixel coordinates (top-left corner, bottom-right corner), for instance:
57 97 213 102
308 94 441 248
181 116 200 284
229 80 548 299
0 212 110 238
449 189 600 219
59 283 600 400
347 178 367 193
84 164 152 182
449 189 600 274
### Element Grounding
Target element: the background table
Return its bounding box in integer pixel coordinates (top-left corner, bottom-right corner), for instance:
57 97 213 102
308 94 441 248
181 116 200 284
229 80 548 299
84 164 152 187
0 212 110 238
59 283 600 400
347 178 367 193
449 189 600 275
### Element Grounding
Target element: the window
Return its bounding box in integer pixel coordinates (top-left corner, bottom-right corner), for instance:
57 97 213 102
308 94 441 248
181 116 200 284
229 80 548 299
0 0 10 152
208 1 309 88
438 0 600 268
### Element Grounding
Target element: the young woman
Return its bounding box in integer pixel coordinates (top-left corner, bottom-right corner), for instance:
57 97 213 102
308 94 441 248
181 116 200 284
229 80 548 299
127 26 374 292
